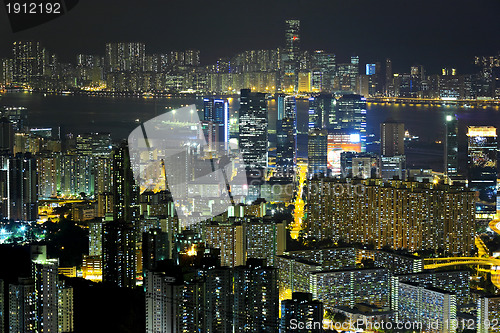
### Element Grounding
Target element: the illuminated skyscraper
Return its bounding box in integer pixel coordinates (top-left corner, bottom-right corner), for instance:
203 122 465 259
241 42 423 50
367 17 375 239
307 129 328 177
103 142 139 288
6 153 38 221
333 94 367 150
444 114 459 179
203 97 229 144
239 89 268 172
276 95 297 177
283 20 300 92
12 41 46 84
308 94 333 129
380 120 405 156
467 126 497 216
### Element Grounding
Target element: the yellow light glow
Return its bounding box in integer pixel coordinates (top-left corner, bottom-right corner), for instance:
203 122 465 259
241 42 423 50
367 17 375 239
187 244 197 256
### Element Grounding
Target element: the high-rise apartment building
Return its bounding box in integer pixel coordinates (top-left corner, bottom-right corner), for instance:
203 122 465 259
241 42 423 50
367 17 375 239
105 42 146 73
12 41 46 83
233 259 278 332
32 255 59 333
8 278 36 333
5 153 38 221
305 178 476 255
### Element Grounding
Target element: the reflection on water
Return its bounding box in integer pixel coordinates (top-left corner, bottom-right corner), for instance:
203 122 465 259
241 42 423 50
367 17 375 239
2 92 500 172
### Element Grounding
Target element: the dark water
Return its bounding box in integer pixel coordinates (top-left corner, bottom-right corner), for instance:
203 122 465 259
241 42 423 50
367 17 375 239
2 92 500 173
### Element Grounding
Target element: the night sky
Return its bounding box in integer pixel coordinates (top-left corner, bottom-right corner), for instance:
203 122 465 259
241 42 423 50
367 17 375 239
1 0 499 73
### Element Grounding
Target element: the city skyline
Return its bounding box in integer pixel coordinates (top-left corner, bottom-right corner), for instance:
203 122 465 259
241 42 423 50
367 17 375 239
2 3 500 333
1 0 500 73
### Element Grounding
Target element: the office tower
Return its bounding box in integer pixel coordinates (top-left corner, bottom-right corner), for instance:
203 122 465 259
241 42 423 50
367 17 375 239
285 20 300 64
203 223 245 267
380 119 405 156
305 178 476 255
444 114 459 179
381 155 406 180
397 283 457 333
308 94 333 129
6 153 38 221
12 41 46 83
233 259 278 332
341 152 380 179
239 89 268 171
142 228 170 272
0 118 14 155
1 106 28 131
307 129 328 177
467 126 497 217
385 58 393 94
366 64 376 75
283 19 301 85
312 50 336 84
58 281 74 333
32 253 59 333
203 97 229 144
333 94 367 150
75 132 112 157
477 296 500 333
327 131 362 176
280 293 323 333
105 42 146 73
276 95 297 177
8 278 36 333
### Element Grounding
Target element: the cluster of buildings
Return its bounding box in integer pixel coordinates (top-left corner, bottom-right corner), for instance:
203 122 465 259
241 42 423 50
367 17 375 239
1 19 500 333
2 20 500 99
0 245 74 333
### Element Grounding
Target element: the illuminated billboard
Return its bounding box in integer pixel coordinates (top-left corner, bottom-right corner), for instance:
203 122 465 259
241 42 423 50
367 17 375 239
327 132 362 175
